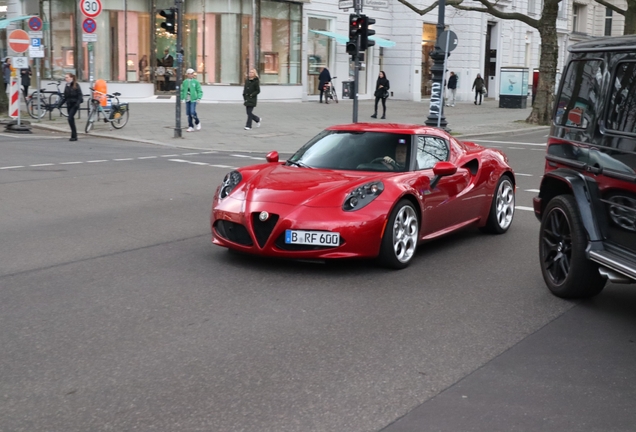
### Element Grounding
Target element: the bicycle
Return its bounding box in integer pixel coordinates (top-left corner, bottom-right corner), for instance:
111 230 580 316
26 80 69 119
84 89 130 133
324 76 339 104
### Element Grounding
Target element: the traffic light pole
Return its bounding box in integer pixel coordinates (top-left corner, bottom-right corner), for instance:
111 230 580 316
174 0 183 138
352 0 362 124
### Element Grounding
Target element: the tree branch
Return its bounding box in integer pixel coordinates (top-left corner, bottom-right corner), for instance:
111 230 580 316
449 0 541 28
396 0 440 16
593 0 626 15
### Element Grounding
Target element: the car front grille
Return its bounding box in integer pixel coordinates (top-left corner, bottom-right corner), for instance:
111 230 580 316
251 213 280 248
214 220 253 246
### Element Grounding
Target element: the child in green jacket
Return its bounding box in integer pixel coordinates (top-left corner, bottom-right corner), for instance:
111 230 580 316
181 68 203 131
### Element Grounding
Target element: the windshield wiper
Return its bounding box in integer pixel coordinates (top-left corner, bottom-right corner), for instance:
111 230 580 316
286 160 311 168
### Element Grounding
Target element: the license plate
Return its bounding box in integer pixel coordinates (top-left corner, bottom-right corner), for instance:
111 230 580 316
285 230 340 246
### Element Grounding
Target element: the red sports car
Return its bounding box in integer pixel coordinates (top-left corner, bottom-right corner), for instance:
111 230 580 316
211 123 515 268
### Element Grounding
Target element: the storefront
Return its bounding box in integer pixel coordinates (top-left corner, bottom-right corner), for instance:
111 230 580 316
35 0 301 96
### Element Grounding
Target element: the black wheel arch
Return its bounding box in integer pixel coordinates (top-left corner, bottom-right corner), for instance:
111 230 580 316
537 168 604 244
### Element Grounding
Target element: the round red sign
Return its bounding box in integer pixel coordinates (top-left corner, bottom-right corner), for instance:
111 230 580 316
8 29 30 54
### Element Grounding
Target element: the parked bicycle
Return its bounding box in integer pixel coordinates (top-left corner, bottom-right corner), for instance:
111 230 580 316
26 80 68 119
85 89 129 133
324 76 339 104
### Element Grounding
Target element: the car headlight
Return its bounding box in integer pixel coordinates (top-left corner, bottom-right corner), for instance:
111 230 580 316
219 170 242 199
343 181 384 211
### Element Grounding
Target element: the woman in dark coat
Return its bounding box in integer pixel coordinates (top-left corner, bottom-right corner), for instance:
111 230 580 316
20 66 32 101
371 71 390 119
472 73 485 105
58 73 83 141
243 68 261 130
318 67 331 103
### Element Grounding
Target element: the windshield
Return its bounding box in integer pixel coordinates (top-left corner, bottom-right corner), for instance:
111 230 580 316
288 131 412 172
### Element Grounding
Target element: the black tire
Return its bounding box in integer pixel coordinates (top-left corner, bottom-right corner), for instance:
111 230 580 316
378 199 419 269
480 174 515 234
49 94 68 117
26 92 47 119
85 105 97 133
332 89 338 103
539 195 606 298
110 107 129 129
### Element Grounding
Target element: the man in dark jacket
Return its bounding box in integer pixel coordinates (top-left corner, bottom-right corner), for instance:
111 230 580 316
318 67 331 103
243 68 261 130
446 71 457 107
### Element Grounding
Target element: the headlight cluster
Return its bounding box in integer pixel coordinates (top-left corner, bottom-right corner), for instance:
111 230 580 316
343 181 384 211
219 171 242 199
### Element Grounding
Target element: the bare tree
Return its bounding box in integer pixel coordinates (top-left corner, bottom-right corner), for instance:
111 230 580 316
594 0 636 35
397 0 561 125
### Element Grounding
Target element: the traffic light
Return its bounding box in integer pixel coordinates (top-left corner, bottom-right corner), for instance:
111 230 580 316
360 15 376 51
349 14 361 40
160 8 176 34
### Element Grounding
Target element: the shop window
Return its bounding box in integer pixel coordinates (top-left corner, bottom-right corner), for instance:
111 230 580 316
260 0 301 84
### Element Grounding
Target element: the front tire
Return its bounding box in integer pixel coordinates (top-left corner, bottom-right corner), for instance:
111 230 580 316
26 93 47 119
539 195 605 298
480 174 515 234
85 105 97 133
378 199 419 269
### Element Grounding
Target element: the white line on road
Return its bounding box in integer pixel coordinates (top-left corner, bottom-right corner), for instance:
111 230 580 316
516 173 533 177
29 163 54 167
181 152 201 156
210 164 237 169
113 158 134 161
137 156 158 159
160 154 179 157
473 140 546 146
59 161 83 165
524 189 540 193
87 160 108 163
0 166 24 170
507 147 525 150
515 206 534 211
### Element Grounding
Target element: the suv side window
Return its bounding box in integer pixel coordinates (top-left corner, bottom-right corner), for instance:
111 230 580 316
606 61 636 135
555 59 605 130
416 136 449 170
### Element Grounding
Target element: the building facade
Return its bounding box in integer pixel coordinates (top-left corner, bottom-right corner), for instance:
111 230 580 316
1 0 627 102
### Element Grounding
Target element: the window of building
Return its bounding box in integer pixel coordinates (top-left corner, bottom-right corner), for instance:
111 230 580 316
558 1 565 19
260 0 301 84
307 17 332 96
572 4 586 33
554 59 605 130
604 8 613 37
606 61 636 135
527 0 536 15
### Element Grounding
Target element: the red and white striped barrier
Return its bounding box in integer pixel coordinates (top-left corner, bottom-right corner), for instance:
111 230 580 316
9 75 20 119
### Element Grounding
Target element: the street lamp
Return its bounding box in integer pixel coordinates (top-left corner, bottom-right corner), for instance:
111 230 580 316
424 0 448 129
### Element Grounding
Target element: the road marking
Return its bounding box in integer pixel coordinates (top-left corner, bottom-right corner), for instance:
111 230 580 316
516 173 533 177
30 163 54 167
0 166 24 170
507 147 525 150
181 152 200 156
473 139 546 146
137 156 157 159
59 161 83 165
211 164 237 169
515 206 534 211
200 151 216 154
113 158 134 161
160 154 179 157
531 148 546 151
524 189 540 193
87 160 108 163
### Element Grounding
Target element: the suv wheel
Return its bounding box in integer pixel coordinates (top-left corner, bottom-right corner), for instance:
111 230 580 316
539 195 606 298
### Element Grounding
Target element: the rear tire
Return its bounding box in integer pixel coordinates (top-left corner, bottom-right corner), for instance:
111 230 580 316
26 93 47 119
85 105 97 133
539 195 606 298
110 108 129 129
378 200 419 269
480 174 515 234
49 94 68 117
332 89 338 103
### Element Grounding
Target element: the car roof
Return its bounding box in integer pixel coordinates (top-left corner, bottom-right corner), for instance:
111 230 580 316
325 123 447 136
569 35 636 53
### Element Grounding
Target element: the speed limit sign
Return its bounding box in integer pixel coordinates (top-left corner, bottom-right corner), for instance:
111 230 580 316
80 0 102 18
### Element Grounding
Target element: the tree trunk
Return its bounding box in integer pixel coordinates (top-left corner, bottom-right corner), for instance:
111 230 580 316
625 0 636 35
527 1 559 125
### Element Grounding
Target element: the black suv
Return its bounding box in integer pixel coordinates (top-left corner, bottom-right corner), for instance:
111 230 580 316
534 35 636 298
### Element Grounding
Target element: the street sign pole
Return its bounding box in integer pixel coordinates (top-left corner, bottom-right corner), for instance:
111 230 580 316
352 0 363 123
438 32 451 128
36 59 41 122
174 0 183 138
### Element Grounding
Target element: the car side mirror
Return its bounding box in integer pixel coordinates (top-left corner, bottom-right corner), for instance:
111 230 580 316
266 151 279 163
432 161 457 177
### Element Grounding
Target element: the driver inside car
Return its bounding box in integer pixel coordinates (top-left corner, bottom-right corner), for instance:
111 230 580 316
381 144 407 171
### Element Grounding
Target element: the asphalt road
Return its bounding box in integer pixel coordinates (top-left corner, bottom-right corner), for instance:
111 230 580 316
1 129 635 432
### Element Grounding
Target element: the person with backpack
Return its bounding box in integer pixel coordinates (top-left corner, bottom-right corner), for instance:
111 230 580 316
181 68 203 132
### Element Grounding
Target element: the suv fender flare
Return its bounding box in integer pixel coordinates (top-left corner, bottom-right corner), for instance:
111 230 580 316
535 168 604 243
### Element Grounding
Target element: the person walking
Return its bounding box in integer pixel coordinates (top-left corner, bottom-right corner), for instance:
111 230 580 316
181 68 203 132
472 73 485 105
58 73 84 142
318 67 331 103
446 71 457 107
371 71 390 119
243 68 261 130
3 58 11 92
20 65 32 101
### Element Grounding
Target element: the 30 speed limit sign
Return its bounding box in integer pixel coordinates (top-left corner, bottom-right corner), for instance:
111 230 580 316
80 0 102 18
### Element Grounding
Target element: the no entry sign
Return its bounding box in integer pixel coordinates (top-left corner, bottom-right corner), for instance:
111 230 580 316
8 29 30 54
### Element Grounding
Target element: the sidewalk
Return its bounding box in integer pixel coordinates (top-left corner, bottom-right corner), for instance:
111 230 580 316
14 98 545 153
